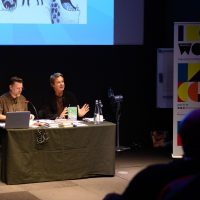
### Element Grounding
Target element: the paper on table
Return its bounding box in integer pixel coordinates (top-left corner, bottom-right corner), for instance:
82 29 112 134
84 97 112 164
83 117 105 122
0 123 5 128
82 118 94 122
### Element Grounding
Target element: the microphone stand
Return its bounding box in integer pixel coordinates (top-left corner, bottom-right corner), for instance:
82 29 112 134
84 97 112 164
115 101 130 152
26 101 49 144
27 101 39 120
108 87 130 152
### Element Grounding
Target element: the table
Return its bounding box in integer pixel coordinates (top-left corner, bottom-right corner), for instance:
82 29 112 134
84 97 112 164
1 121 116 184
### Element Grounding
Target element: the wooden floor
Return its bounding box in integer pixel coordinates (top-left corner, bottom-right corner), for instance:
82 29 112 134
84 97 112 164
0 147 172 200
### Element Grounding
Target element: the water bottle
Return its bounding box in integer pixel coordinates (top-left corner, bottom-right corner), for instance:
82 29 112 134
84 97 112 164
98 100 104 122
94 100 100 124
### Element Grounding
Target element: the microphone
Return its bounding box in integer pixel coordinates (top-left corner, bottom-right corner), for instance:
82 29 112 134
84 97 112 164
108 87 124 103
25 100 39 120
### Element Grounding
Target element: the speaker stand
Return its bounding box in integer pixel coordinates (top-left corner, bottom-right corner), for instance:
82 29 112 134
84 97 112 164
115 102 130 152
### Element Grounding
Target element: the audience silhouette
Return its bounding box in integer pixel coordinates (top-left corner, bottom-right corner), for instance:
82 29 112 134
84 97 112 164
103 109 200 200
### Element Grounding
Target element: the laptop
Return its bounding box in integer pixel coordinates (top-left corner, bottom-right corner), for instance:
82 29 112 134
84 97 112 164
5 111 30 129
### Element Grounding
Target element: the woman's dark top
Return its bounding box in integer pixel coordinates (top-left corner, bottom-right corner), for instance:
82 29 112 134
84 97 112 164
40 90 78 120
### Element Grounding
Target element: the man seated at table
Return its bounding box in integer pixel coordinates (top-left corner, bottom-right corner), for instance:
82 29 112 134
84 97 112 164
0 76 34 121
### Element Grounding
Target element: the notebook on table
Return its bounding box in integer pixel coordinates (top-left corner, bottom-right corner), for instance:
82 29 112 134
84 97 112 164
5 111 30 129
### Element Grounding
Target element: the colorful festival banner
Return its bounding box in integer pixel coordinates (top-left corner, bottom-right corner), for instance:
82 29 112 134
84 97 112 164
173 22 200 157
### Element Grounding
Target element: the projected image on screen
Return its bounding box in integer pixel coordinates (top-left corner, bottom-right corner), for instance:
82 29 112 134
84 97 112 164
0 0 86 24
0 0 113 45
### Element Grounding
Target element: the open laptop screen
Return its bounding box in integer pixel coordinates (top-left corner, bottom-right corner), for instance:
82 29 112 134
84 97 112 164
5 111 30 129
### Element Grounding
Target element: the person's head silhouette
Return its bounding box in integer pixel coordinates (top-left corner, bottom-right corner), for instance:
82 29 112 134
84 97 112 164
179 109 200 159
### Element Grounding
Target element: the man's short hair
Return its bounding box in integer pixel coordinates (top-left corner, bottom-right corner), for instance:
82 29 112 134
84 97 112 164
9 76 23 85
50 72 64 86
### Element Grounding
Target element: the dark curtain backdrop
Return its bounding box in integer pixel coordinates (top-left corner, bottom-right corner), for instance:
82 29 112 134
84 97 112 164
0 0 199 147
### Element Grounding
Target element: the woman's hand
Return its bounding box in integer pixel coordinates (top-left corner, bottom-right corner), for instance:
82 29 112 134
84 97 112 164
78 104 90 117
59 107 68 119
